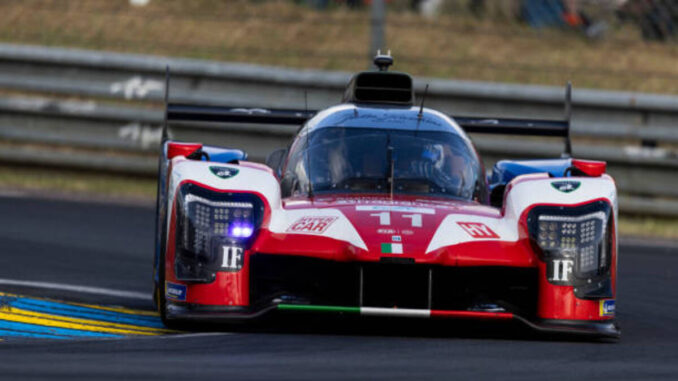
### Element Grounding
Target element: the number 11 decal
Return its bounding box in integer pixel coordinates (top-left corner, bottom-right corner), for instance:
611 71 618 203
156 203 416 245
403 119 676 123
369 212 390 226
402 214 422 227
369 212 422 228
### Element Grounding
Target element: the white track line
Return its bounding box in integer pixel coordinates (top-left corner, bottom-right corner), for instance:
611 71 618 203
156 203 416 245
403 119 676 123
156 332 234 339
0 279 151 301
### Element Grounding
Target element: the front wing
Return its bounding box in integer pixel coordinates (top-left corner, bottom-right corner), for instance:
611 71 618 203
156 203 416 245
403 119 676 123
164 254 619 339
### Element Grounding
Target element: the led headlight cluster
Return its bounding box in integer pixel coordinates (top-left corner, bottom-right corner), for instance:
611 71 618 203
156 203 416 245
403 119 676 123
182 194 254 257
528 201 613 298
174 187 263 283
535 211 607 277
537 211 604 245
579 245 598 274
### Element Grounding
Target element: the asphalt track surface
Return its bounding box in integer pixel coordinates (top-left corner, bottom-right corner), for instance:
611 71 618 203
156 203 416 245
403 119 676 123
0 196 677 380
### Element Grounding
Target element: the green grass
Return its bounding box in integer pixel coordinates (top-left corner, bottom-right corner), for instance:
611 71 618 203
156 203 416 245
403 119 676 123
0 166 156 200
618 216 678 241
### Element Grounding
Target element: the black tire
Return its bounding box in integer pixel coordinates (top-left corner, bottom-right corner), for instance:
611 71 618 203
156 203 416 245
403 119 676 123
157 246 169 325
153 144 167 321
157 243 194 331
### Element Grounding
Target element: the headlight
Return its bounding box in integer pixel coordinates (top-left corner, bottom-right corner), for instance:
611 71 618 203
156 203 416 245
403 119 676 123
535 211 607 277
175 184 264 283
182 194 255 250
527 201 613 298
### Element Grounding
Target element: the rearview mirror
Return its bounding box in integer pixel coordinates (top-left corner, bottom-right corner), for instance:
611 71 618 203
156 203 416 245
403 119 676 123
489 185 506 208
266 148 288 178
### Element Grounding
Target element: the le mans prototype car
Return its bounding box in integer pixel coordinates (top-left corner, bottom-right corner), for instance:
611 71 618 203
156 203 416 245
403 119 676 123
153 54 619 338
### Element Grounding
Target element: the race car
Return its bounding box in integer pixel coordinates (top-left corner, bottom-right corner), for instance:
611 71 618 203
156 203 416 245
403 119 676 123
153 54 619 338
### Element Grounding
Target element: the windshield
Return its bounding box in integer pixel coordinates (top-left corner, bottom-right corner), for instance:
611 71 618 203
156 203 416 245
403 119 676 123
281 127 485 201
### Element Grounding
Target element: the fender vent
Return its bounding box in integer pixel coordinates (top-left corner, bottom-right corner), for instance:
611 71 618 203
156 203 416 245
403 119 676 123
342 72 414 106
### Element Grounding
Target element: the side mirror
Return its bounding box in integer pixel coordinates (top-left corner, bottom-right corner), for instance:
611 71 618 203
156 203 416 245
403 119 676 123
265 148 288 178
489 185 506 208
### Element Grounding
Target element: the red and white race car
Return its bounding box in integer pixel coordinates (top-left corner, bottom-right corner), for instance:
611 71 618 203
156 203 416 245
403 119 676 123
153 55 619 338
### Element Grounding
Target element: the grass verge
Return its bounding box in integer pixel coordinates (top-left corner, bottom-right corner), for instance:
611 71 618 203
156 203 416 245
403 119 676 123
618 216 678 241
0 165 156 201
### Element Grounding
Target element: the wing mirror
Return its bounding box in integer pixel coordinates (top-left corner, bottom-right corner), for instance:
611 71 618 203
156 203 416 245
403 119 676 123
489 184 506 208
265 148 288 178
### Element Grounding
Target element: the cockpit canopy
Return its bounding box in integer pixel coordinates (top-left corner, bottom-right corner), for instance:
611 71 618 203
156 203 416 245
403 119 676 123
281 125 486 201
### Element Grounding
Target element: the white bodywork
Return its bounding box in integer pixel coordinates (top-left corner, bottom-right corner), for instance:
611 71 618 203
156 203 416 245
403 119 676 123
168 157 618 254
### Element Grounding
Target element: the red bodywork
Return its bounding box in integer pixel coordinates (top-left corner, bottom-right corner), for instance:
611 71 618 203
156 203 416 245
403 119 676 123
163 179 617 325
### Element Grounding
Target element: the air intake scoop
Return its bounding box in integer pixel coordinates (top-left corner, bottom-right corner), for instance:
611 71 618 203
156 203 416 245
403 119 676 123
342 53 414 106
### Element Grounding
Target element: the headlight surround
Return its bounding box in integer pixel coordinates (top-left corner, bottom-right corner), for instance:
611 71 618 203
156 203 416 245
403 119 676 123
174 183 265 283
527 200 613 296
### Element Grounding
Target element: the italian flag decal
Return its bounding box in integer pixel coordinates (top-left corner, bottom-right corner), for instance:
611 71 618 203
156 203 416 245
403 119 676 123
277 304 514 320
381 243 403 254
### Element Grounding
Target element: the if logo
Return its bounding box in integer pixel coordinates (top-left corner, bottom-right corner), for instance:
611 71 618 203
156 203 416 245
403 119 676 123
550 259 574 283
222 246 244 271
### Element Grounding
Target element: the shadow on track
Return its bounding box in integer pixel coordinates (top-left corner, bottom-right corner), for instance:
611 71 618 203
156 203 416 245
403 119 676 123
175 313 616 344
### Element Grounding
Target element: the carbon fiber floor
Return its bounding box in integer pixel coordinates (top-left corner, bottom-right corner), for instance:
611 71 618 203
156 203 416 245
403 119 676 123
0 196 676 380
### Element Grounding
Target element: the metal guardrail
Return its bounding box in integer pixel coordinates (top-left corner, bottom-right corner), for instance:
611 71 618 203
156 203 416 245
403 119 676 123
0 43 676 216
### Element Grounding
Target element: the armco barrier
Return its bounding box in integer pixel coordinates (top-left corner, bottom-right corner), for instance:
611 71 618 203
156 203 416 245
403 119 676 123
0 44 676 216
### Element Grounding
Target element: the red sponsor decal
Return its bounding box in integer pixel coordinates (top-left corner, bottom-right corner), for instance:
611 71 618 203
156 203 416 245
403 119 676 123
457 222 499 239
287 216 338 234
